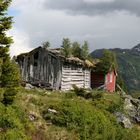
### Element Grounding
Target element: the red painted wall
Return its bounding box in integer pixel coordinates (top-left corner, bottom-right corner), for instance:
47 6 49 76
105 71 116 92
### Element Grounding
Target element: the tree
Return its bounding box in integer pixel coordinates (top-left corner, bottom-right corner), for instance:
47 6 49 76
81 41 89 60
1 59 20 88
42 41 50 48
71 41 90 60
61 38 71 57
95 50 118 74
0 0 20 105
72 42 81 58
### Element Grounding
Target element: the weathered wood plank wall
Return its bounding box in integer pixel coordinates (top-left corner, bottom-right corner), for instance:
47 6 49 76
61 65 90 91
18 48 62 90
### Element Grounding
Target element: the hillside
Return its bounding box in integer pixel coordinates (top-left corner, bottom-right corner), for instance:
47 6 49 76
91 44 140 92
1 87 140 140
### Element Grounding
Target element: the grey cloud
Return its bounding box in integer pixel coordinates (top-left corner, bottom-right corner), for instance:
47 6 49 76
10 0 140 56
45 0 140 16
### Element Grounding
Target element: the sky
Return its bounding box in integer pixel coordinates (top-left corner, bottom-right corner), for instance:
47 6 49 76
8 0 140 56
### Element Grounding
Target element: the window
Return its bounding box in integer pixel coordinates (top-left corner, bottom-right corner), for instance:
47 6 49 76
105 75 108 84
110 73 113 83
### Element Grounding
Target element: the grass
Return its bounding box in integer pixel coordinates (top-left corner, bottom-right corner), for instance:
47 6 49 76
103 92 122 104
1 87 140 140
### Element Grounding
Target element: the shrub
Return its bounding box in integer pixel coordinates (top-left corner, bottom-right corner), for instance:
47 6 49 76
4 128 28 140
64 91 76 99
72 84 86 97
2 88 18 105
0 103 30 140
42 99 130 140
72 85 93 99
92 91 104 101
107 101 124 113
0 88 4 102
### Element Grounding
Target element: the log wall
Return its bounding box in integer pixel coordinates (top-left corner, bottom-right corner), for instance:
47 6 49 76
61 65 90 91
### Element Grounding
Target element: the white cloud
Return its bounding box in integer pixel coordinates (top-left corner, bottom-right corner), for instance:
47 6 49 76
9 28 32 56
8 0 140 56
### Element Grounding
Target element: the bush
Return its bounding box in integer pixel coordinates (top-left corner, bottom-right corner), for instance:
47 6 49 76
4 128 28 140
72 85 105 101
0 88 4 102
64 91 76 99
92 92 124 113
107 101 124 113
42 99 130 140
72 85 93 99
0 103 30 140
72 85 86 96
2 88 18 105
92 91 104 101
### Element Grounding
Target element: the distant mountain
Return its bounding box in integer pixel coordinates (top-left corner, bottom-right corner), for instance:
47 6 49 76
91 44 140 92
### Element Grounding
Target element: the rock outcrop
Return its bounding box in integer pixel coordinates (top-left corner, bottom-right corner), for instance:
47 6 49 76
115 94 140 128
123 95 140 123
114 112 132 128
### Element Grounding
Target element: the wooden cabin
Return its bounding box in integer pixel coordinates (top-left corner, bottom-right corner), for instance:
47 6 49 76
91 70 117 92
17 47 92 91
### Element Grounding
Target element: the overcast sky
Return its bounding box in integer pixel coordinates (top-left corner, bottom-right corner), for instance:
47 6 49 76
8 0 140 56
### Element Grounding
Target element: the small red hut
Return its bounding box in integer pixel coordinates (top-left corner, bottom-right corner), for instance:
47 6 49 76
91 70 117 92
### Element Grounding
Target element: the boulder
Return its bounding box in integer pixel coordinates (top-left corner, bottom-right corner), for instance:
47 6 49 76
28 111 40 121
25 83 34 90
48 108 57 114
114 112 132 128
29 114 36 121
123 94 140 123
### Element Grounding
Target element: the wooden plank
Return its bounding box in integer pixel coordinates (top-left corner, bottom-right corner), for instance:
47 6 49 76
62 73 84 76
